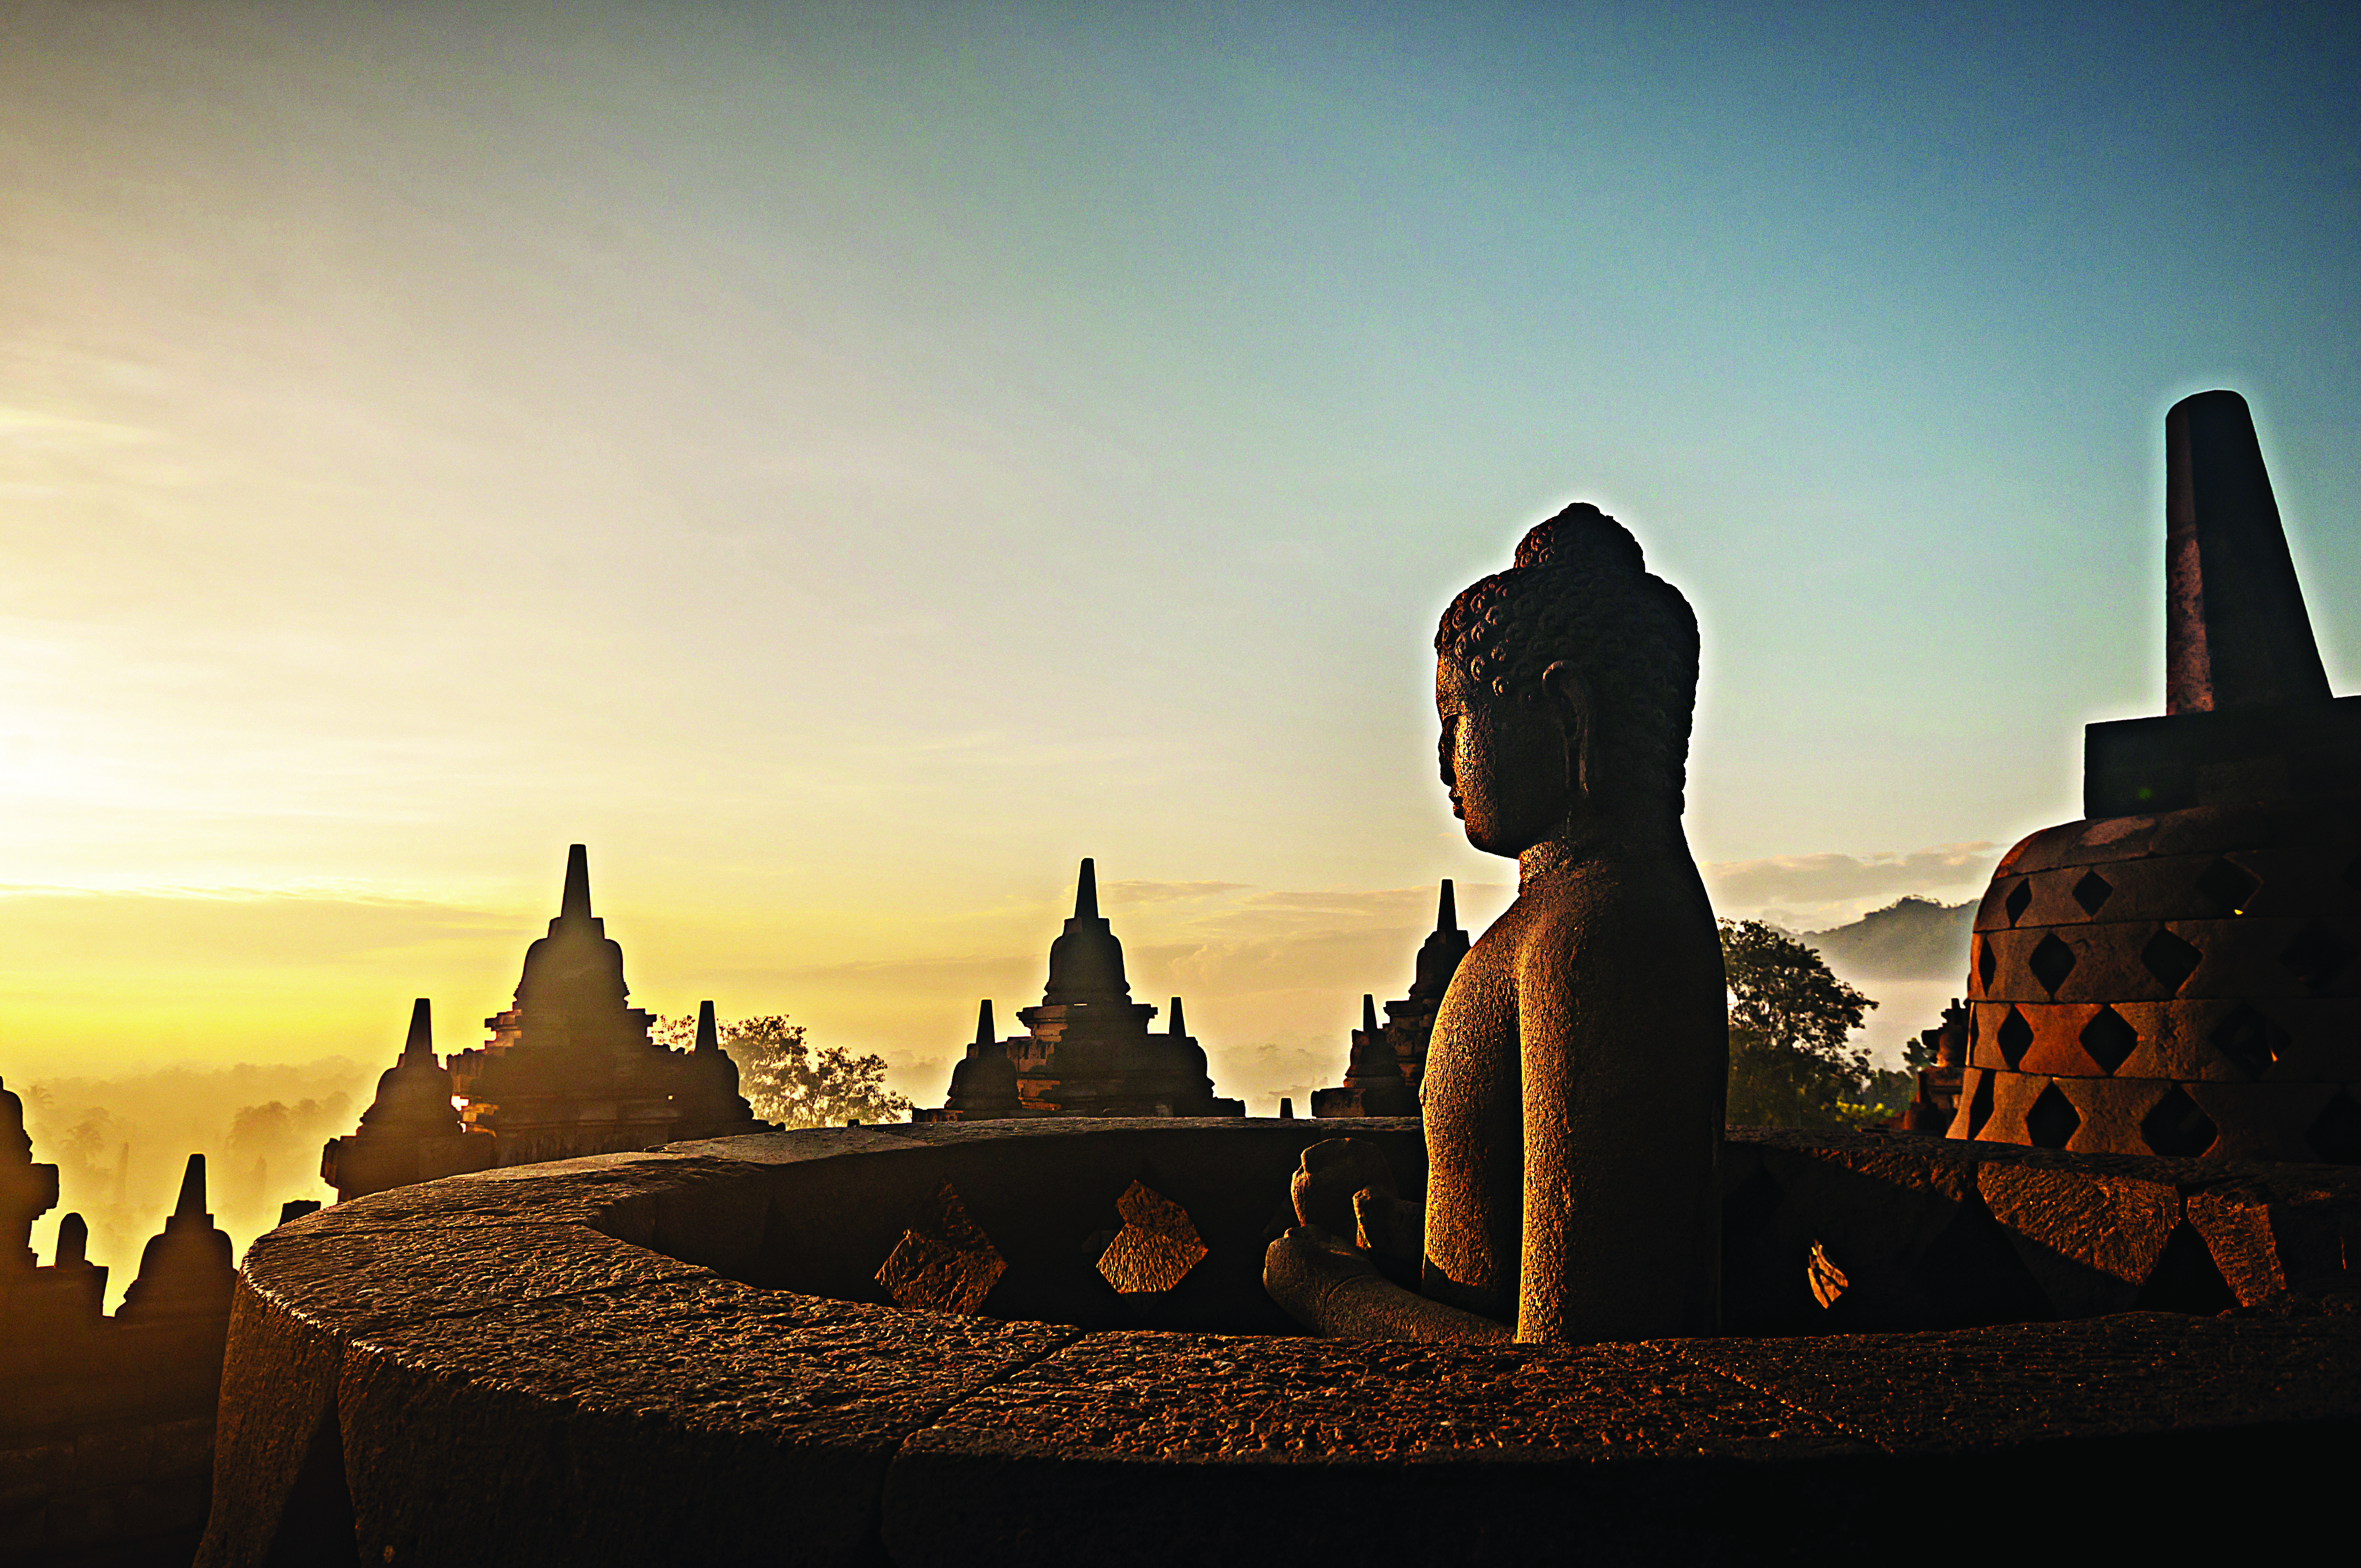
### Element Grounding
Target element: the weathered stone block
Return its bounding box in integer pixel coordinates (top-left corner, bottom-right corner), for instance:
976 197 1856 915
1977 1162 2179 1315
2187 1181 2361 1304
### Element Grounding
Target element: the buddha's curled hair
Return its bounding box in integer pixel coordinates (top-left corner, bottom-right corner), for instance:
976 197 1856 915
1436 502 1701 809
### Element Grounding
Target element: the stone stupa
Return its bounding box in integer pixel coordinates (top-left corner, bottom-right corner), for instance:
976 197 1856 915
1960 390 2361 1161
321 999 495 1202
449 845 685 1163
918 859 1243 1119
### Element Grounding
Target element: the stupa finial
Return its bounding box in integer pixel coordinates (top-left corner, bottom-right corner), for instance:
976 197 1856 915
2165 390 2332 714
173 1153 207 1220
696 1000 720 1053
402 998 434 1062
1170 997 1187 1037
1362 994 1380 1037
1074 858 1098 920
974 999 995 1048
561 843 594 921
56 1212 87 1266
1437 879 1459 932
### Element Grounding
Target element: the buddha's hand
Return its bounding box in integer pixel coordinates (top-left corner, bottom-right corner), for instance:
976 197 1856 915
1352 1189 1423 1271
1264 1226 1511 1344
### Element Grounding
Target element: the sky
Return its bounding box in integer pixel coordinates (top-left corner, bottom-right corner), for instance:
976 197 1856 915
3 1 2358 1161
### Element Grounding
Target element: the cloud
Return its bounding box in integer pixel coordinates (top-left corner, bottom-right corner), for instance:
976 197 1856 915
1704 843 1998 917
1099 879 1253 905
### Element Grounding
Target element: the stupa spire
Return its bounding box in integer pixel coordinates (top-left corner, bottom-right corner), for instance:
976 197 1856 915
2165 390 2331 714
696 1000 720 1053
402 998 434 1062
1075 858 1098 920
1170 997 1187 1037
561 843 594 921
1362 994 1381 1037
173 1153 207 1221
1437 879 1459 932
974 1000 996 1050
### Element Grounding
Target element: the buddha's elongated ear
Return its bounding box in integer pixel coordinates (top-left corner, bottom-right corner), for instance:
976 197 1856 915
1541 660 1592 799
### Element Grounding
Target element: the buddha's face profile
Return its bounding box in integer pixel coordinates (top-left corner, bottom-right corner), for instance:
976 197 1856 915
1436 655 1577 857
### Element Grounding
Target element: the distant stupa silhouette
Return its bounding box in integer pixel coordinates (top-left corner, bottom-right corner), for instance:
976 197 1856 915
918 859 1243 1120
1313 879 1467 1118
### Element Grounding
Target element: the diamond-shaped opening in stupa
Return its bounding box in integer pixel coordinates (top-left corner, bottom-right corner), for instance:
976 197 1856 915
2141 928 2203 995
2004 879 2033 926
2208 1003 2286 1081
2279 922 2350 995
2194 857 2261 918
2306 1090 2361 1164
1976 936 1996 990
1997 1006 2034 1069
2142 1085 2219 1158
1963 1069 1996 1138
2079 1005 2138 1075
2024 1082 2081 1150
2028 935 2077 998
2071 871 2114 917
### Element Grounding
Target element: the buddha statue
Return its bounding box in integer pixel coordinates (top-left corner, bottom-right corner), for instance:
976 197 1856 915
1266 502 1726 1343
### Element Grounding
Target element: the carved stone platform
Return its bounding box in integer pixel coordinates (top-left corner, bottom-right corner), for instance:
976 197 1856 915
201 1121 2360 1566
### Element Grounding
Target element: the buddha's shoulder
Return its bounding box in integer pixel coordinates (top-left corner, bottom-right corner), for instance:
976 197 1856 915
1507 869 1714 951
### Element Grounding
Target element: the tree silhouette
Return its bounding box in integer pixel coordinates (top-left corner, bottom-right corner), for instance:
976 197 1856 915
1720 918 1892 1128
655 1014 912 1128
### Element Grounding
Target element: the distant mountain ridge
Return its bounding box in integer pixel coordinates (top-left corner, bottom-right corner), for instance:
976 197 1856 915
1802 896 1975 983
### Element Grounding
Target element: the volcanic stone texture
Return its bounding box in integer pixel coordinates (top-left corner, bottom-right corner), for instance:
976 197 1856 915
200 1122 2361 1567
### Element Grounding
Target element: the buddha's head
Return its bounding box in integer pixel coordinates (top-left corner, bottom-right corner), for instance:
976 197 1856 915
1434 502 1699 856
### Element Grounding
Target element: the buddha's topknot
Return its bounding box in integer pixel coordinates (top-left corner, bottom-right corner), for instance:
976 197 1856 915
1510 502 1647 573
1436 501 1700 809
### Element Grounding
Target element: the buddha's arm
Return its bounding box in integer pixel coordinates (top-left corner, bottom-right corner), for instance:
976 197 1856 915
1517 914 1589 1343
1516 894 1724 1344
1264 1226 1511 1342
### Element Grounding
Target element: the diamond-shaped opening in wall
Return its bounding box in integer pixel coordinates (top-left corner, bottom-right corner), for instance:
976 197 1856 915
875 1181 1007 1315
2140 928 2203 995
2024 1082 2081 1150
2071 871 2114 917
2028 934 2077 997
2141 1084 2219 1158
1963 1069 1996 1138
2004 880 2033 926
1976 936 1996 990
2207 1003 2287 1081
2079 1005 2138 1074
1095 1179 1208 1296
2194 857 2261 918
1997 1006 2034 1069
2278 922 2351 995
2306 1089 2361 1165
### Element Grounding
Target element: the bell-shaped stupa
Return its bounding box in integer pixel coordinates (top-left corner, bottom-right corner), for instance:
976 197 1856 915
1960 391 2361 1161
453 846 684 1163
1313 880 1468 1117
672 1000 767 1140
919 860 1242 1119
117 1155 235 1322
321 999 496 1202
